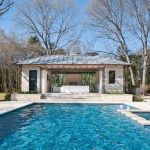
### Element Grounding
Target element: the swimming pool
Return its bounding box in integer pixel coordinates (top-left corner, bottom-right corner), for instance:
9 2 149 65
134 112 150 120
0 104 150 149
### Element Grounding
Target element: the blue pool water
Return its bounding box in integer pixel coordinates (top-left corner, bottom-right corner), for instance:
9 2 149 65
0 104 150 150
134 112 150 120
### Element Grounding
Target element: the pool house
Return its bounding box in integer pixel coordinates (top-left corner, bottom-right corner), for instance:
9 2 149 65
18 54 129 94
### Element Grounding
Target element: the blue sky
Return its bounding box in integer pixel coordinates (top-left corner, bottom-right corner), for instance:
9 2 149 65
0 0 140 53
0 0 88 33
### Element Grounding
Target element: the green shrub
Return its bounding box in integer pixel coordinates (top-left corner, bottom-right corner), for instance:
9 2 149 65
0 93 6 101
5 93 11 101
133 95 143 102
146 88 150 93
105 91 124 94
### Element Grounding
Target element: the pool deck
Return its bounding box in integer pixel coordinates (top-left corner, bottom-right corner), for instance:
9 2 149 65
0 101 33 115
0 100 150 126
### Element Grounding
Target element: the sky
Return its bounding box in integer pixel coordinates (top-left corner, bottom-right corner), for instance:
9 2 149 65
0 0 88 34
0 0 141 53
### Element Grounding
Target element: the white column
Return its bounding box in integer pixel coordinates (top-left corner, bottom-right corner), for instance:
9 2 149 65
47 71 51 92
41 69 47 94
21 69 28 92
99 70 103 93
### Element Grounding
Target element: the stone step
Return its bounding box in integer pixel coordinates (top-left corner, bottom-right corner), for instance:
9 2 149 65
42 96 102 99
43 93 101 96
41 98 103 101
39 99 104 103
42 95 101 98
42 96 101 99
41 93 102 100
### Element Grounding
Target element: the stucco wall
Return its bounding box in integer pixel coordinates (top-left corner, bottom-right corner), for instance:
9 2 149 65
104 65 124 93
21 65 41 92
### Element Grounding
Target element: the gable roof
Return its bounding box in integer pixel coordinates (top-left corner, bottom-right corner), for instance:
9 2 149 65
17 55 130 66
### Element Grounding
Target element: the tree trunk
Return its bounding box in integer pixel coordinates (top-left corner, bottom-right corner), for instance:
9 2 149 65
141 53 148 94
129 66 135 86
124 52 135 86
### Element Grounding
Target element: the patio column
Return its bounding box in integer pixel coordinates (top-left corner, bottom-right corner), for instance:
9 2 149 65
41 69 47 94
98 70 103 93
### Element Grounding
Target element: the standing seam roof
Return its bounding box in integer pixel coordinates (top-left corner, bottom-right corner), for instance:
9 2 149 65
17 55 130 65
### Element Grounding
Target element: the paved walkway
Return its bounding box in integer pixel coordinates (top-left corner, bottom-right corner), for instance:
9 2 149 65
125 102 150 110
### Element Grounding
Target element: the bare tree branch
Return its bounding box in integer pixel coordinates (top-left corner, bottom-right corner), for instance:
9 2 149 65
126 0 150 93
15 0 82 55
88 0 135 85
0 0 13 16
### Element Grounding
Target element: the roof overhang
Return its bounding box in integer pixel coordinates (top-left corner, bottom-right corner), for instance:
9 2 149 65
20 63 130 70
17 55 130 66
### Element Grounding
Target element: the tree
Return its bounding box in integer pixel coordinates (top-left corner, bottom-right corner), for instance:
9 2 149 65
88 0 135 86
86 51 99 56
126 0 150 93
0 0 13 16
28 35 40 45
0 31 24 92
15 0 82 55
0 31 46 92
146 49 150 87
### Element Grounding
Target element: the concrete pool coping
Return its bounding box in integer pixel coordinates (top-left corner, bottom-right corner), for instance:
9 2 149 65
0 101 34 116
0 101 125 116
0 101 126 116
0 101 150 126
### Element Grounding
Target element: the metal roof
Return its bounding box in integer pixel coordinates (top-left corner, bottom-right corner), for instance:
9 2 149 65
17 55 130 65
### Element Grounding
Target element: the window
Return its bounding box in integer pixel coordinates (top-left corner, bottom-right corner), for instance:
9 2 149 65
109 70 115 84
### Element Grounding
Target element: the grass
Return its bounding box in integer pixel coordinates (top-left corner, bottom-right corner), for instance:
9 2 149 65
0 93 6 101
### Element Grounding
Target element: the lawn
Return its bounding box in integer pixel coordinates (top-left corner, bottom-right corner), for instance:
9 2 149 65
0 93 6 101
